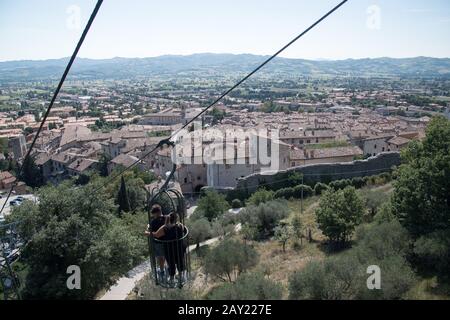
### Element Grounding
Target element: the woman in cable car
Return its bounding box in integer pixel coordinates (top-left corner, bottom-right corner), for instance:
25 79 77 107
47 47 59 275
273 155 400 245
152 212 187 286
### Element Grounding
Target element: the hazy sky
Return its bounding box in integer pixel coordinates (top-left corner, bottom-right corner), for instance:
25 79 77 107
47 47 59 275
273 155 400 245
1 0 450 62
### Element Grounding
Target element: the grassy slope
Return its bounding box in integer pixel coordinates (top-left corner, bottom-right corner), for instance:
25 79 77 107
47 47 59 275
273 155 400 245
133 183 449 300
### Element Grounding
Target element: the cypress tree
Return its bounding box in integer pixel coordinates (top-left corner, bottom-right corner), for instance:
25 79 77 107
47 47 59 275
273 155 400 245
117 176 131 214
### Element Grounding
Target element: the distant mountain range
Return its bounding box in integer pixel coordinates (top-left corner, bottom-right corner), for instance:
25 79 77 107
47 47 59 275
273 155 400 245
1 53 450 82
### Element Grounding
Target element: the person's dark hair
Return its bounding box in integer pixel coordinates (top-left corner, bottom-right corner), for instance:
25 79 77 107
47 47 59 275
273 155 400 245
168 212 178 224
151 204 162 215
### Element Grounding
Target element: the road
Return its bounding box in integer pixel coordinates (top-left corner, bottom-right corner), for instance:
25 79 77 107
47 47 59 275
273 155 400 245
0 194 38 219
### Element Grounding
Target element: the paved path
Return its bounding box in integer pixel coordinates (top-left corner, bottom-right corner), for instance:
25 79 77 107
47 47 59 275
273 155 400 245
186 205 197 218
99 223 241 300
99 260 151 300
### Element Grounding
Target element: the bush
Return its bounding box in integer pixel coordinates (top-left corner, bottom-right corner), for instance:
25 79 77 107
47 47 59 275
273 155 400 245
274 187 295 199
187 218 212 247
377 172 392 184
226 187 249 203
293 184 314 198
329 179 352 190
363 189 389 220
247 189 274 206
204 239 259 282
240 200 289 240
208 273 283 300
314 182 329 195
289 254 364 300
274 185 312 200
354 220 411 261
366 175 378 186
351 176 366 189
231 199 242 209
274 223 293 252
373 201 395 223
413 229 450 277
289 221 416 300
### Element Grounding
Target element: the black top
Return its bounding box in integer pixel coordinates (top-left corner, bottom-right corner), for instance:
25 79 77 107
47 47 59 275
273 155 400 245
163 224 185 241
150 216 165 236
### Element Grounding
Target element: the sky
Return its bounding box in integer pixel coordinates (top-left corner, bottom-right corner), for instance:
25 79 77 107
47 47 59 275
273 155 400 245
1 0 450 62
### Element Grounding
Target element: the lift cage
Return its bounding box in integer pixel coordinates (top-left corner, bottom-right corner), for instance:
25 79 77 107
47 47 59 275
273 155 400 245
146 164 191 289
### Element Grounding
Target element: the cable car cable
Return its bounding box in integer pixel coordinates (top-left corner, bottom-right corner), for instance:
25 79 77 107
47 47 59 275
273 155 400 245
93 0 349 193
0 0 104 216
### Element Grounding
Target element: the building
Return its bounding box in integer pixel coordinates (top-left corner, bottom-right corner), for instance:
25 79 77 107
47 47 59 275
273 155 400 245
387 136 411 152
138 108 183 125
153 146 207 194
362 134 394 157
8 135 27 160
67 159 99 177
206 136 290 189
279 130 336 148
289 146 363 167
0 171 16 190
108 153 141 175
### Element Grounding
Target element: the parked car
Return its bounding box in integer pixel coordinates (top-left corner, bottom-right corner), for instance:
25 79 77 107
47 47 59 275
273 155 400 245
9 200 17 206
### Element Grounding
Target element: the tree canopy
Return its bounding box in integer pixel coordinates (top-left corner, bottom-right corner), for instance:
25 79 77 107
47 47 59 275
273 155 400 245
392 116 450 237
7 179 145 299
391 116 450 277
204 239 258 282
194 189 229 221
315 186 364 244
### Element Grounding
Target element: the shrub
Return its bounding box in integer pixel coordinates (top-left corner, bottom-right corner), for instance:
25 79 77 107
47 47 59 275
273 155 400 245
274 223 293 252
363 189 389 220
314 182 329 195
240 200 289 240
247 189 274 206
351 176 366 189
289 221 416 300
354 220 411 261
187 218 212 247
204 239 259 282
378 172 392 184
292 184 314 198
274 185 312 200
289 254 364 300
413 229 450 277
329 179 352 190
208 273 283 300
373 201 395 223
231 199 242 209
274 187 295 199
